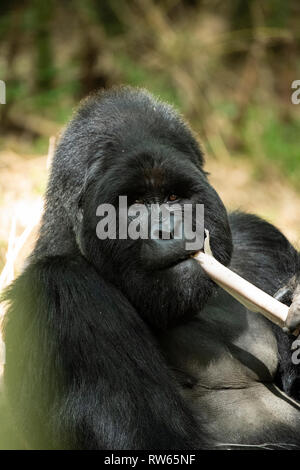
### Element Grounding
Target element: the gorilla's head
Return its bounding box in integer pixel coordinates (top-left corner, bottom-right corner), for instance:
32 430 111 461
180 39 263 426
43 87 232 329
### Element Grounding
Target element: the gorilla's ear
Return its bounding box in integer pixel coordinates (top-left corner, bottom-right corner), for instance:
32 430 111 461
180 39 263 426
69 166 89 254
76 187 84 222
73 181 87 256
74 157 100 224
72 157 103 255
77 205 84 223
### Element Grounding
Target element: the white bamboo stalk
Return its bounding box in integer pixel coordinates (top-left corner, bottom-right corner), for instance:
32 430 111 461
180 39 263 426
194 231 290 329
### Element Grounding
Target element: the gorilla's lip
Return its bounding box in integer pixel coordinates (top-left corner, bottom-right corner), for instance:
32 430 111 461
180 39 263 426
160 251 200 271
141 233 205 271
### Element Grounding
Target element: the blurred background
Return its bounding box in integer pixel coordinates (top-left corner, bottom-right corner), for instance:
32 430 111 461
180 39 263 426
0 0 300 288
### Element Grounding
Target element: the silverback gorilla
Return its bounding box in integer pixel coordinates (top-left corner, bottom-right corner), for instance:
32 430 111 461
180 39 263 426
3 87 300 449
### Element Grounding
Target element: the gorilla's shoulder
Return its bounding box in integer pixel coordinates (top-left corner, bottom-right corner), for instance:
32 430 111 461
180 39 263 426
229 211 299 291
229 211 296 250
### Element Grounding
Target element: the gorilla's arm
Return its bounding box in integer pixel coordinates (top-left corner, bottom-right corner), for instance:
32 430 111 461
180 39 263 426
229 211 300 400
3 255 202 449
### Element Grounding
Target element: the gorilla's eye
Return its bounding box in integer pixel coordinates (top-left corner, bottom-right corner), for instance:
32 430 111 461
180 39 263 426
168 194 178 202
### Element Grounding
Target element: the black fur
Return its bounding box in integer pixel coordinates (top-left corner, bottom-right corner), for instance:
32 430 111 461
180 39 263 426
2 87 300 449
229 212 300 402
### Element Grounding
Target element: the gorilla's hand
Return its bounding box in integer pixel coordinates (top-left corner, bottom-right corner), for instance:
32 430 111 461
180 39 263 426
286 281 300 335
275 275 300 334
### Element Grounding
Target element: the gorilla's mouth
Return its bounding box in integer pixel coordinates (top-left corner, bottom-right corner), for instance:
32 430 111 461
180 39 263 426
144 233 206 272
159 232 210 273
157 230 208 271
163 251 199 270
154 250 207 278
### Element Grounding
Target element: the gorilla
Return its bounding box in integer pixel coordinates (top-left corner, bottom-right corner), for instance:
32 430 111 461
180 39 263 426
2 86 300 449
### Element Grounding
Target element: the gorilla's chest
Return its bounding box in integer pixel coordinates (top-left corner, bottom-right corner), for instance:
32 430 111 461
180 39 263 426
159 290 279 390
159 291 300 445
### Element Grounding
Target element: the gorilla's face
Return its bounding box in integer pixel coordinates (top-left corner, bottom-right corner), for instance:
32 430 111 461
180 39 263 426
71 89 232 329
80 144 232 329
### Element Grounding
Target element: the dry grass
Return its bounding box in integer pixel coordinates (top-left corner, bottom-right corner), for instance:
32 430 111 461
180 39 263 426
0 140 55 376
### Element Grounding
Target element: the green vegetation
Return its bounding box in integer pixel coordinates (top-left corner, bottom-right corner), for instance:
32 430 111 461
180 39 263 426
0 0 299 188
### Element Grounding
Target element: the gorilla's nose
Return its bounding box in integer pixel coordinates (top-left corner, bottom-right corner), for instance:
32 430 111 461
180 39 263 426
150 212 182 240
151 224 174 240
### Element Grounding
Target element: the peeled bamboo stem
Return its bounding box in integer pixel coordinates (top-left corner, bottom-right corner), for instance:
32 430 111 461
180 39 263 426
194 231 290 329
